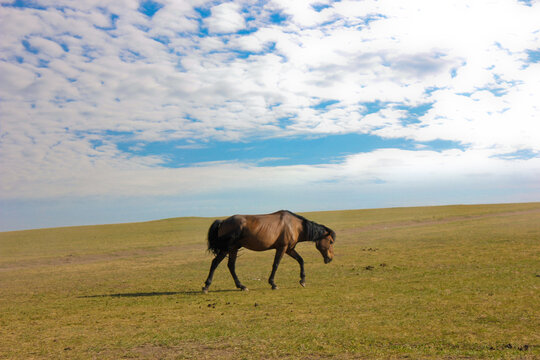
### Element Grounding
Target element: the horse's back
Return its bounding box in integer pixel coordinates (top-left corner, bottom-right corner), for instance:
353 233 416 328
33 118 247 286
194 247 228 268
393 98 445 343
222 210 303 251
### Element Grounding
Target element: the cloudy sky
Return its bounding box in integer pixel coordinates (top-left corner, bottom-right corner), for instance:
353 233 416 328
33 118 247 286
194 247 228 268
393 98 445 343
1 0 540 231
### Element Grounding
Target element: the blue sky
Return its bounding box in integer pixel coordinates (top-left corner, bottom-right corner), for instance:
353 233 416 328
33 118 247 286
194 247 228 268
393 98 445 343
1 0 540 231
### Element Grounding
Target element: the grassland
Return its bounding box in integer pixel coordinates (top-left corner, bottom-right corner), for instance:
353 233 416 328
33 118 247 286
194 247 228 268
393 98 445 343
1 203 539 359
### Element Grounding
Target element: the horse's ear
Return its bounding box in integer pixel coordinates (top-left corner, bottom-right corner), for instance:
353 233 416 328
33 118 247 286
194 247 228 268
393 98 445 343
327 228 336 241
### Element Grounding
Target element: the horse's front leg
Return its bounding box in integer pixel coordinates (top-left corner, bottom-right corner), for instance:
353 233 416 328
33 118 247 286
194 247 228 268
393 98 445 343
287 249 306 287
227 248 248 291
268 247 286 290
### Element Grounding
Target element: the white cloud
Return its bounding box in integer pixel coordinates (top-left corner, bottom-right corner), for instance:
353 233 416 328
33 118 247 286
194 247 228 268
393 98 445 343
205 2 246 34
2 138 538 203
1 0 540 218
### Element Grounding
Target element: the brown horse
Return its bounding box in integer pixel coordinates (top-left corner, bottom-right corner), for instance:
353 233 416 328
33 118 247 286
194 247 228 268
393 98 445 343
202 210 335 292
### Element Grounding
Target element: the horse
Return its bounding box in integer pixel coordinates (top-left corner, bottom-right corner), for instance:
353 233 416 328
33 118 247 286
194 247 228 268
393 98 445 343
202 210 336 293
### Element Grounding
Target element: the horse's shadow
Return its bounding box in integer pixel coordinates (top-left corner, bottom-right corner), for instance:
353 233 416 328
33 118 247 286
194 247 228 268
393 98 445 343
79 289 238 298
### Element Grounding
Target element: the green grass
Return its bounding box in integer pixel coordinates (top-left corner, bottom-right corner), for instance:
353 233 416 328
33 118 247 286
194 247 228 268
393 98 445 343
1 203 539 359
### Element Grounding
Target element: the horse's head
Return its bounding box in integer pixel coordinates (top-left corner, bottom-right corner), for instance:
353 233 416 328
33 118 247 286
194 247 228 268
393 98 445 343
316 231 335 264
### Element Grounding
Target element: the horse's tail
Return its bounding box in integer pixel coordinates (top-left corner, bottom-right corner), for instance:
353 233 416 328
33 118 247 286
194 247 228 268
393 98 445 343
207 220 224 255
207 218 244 256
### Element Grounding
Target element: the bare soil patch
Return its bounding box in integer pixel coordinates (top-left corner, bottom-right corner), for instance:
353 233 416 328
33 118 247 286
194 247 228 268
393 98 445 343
95 342 249 360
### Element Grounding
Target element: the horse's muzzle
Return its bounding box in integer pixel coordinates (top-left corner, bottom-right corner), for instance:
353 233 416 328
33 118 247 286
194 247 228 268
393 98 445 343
324 257 332 264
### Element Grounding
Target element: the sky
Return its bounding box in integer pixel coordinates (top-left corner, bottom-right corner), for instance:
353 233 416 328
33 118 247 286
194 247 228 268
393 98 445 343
1 0 540 231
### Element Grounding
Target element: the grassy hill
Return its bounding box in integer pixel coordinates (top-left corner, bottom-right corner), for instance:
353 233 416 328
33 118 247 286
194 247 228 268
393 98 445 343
1 203 539 359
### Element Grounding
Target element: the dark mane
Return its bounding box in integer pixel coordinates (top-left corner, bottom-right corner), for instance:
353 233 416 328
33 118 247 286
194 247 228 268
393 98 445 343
282 210 336 242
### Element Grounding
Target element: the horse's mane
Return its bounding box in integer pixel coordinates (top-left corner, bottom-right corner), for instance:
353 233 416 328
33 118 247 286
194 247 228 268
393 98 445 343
282 210 336 242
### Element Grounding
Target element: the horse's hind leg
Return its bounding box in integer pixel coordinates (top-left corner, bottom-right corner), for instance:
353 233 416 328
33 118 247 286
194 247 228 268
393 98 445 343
227 248 247 291
202 250 227 293
287 249 306 287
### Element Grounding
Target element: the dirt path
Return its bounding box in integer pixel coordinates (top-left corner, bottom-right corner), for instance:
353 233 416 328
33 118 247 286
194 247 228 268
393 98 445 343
0 242 206 272
339 208 540 235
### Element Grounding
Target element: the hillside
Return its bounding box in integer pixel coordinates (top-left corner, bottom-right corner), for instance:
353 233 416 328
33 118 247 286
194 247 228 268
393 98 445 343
1 203 539 359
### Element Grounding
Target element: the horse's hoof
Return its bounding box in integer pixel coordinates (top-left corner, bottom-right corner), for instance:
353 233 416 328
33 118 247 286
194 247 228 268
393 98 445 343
202 287 208 294
241 287 249 292
271 285 278 290
299 280 306 287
